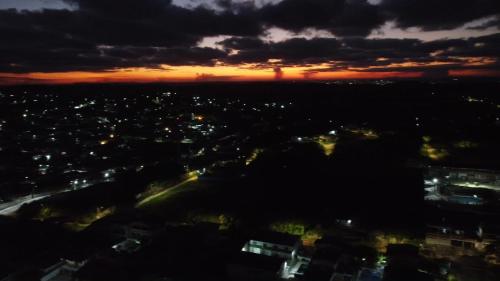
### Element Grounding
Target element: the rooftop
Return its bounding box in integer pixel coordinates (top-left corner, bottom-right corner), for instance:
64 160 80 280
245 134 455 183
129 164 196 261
229 252 283 271
249 231 300 247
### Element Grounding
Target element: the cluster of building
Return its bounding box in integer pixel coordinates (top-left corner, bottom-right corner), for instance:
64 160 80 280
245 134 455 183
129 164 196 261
425 166 500 205
0 90 277 214
422 165 500 275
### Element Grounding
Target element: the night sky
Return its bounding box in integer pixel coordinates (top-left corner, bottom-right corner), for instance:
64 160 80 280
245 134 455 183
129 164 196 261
1 0 500 83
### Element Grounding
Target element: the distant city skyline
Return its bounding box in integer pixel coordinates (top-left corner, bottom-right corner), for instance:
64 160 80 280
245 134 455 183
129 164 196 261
1 0 500 84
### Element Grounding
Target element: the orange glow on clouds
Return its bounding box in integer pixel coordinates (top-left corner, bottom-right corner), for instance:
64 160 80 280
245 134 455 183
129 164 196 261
449 69 500 77
0 61 498 84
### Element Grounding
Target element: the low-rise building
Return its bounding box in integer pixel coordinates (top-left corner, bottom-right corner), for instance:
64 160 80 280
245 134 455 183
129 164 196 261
424 224 494 258
227 252 284 281
241 232 301 260
426 166 500 191
240 231 307 279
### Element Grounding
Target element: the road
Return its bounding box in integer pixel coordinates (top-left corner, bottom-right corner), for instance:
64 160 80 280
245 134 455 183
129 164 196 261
0 177 113 216
0 174 199 215
135 175 198 207
0 194 51 216
0 188 75 216
1 167 208 215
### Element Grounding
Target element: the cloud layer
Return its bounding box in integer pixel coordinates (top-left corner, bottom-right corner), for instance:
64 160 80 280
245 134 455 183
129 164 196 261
0 0 499 77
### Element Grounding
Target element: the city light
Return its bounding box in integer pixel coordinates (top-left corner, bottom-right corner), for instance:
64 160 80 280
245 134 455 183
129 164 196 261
0 0 498 280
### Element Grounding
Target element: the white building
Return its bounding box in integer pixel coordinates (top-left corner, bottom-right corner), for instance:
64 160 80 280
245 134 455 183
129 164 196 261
240 231 309 279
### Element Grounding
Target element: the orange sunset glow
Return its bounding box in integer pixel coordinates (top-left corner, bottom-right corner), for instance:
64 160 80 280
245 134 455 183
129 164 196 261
0 64 495 85
0 0 499 84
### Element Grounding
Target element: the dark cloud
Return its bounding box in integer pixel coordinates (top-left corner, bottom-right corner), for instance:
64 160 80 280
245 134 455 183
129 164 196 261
406 33 500 60
0 1 244 72
218 37 266 50
220 37 342 64
0 45 227 73
468 16 500 30
214 0 233 10
0 0 499 75
60 0 262 47
219 34 500 74
381 0 500 30
259 0 385 37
